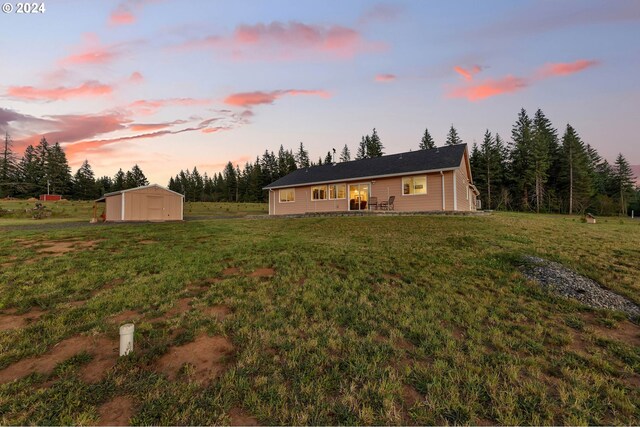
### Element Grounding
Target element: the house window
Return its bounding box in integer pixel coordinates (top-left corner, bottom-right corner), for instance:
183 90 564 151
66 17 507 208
311 185 327 200
329 184 346 199
402 176 427 195
279 188 295 203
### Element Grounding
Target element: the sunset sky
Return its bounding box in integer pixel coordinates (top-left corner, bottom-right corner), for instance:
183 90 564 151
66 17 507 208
1 0 639 184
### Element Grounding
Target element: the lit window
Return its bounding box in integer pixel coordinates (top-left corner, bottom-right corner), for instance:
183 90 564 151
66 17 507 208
329 184 346 199
402 176 427 195
279 188 295 202
311 185 327 200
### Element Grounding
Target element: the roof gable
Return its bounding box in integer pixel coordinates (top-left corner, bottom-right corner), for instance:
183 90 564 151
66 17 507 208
101 184 185 199
264 144 468 189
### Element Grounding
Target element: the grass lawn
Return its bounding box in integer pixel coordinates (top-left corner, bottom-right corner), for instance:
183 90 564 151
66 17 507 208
0 207 639 425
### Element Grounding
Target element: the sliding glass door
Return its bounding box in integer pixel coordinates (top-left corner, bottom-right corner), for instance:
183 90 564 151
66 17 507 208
348 183 369 211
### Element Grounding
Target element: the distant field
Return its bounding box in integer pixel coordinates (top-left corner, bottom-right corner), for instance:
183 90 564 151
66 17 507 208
0 210 639 425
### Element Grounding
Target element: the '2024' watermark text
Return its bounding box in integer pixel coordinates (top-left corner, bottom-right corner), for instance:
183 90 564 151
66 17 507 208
2 3 46 13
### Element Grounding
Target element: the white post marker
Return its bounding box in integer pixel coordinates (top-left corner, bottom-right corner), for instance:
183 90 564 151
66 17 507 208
119 323 135 356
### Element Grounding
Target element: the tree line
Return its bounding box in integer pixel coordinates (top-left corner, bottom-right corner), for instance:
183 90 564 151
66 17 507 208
1 113 637 215
467 108 637 216
0 134 149 200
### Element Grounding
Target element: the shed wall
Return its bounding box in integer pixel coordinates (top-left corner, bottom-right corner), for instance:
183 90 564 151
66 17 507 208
105 194 122 221
123 187 182 221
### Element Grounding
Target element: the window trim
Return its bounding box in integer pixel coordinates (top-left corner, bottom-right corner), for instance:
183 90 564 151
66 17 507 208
311 185 328 201
401 175 427 196
279 188 295 203
328 183 346 200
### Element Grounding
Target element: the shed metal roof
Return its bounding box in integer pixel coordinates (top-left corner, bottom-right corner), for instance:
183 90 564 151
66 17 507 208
264 144 468 189
96 184 184 202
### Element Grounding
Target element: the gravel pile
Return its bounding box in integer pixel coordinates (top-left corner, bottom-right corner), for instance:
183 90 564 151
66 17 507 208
521 255 640 320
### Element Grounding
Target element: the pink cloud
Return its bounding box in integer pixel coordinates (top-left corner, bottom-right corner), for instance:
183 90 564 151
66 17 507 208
374 73 396 82
447 76 528 101
536 59 599 78
62 124 222 160
108 0 160 26
6 81 113 101
453 65 483 81
224 89 330 108
177 21 384 60
12 112 131 152
448 59 599 101
128 98 212 115
109 9 135 25
59 33 120 65
129 120 186 132
129 71 144 83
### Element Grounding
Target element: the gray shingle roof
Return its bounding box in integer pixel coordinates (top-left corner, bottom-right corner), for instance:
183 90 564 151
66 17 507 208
264 144 467 189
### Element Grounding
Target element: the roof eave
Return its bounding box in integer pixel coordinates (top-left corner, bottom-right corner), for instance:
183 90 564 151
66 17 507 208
263 166 460 190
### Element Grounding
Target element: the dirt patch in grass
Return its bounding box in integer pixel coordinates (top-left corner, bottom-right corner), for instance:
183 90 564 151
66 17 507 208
79 336 119 383
402 384 422 407
97 395 133 426
108 310 142 325
222 267 240 276
204 277 222 284
297 278 306 286
249 268 275 278
567 330 591 355
0 334 116 384
228 407 259 426
155 334 234 382
395 337 416 351
590 320 640 346
0 307 45 331
203 305 232 321
30 239 103 257
137 240 157 245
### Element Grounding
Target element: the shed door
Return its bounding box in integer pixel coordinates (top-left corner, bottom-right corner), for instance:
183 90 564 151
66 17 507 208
147 196 163 220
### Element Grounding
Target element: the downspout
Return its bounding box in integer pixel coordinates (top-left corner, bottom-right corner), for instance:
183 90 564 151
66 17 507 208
121 192 125 221
440 171 445 211
453 172 457 211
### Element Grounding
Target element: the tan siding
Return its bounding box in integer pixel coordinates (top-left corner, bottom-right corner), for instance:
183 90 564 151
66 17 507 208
454 156 476 211
272 186 348 215
269 170 472 215
105 194 122 221
107 186 182 221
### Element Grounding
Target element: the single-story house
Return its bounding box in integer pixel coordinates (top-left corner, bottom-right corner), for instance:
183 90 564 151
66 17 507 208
263 143 479 215
95 184 184 222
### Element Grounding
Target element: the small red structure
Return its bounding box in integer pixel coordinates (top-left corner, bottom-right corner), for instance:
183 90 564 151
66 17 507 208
39 194 62 201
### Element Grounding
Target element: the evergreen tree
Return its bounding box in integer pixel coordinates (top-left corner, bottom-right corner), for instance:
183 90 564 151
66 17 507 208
18 145 39 197
530 109 554 213
96 176 113 196
419 128 436 150
46 142 72 195
445 125 463 145
509 109 534 210
223 161 237 202
295 142 310 168
113 169 125 191
0 132 18 197
367 128 384 157
613 153 635 215
129 164 149 187
559 124 591 214
339 144 351 162
356 136 367 159
325 151 333 164
32 137 50 194
73 160 98 200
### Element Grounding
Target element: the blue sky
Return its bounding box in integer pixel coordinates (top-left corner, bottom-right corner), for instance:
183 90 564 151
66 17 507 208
1 0 638 183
